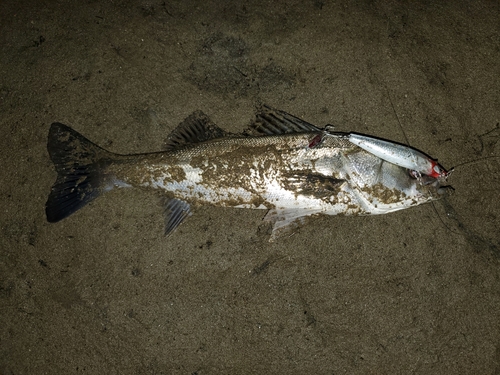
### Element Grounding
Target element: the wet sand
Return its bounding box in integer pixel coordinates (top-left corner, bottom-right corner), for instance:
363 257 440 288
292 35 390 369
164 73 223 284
1 0 499 373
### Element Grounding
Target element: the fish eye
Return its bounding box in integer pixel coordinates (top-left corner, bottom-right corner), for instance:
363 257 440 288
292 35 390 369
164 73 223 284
408 170 420 179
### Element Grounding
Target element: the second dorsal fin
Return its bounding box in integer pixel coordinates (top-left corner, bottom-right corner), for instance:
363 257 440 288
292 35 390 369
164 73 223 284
245 105 321 136
163 111 231 150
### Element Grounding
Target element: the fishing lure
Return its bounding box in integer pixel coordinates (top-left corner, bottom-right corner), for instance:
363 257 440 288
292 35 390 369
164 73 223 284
346 133 449 179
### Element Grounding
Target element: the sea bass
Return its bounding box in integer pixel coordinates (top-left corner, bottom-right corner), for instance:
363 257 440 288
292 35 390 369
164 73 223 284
46 106 452 240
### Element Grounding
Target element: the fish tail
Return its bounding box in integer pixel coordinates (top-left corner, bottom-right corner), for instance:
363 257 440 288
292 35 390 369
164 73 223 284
45 122 116 222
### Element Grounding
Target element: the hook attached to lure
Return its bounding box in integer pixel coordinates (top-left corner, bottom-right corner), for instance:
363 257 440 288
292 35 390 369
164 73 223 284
346 133 449 179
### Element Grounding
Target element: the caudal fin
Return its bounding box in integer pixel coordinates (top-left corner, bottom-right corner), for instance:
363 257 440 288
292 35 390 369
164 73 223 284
46 123 114 222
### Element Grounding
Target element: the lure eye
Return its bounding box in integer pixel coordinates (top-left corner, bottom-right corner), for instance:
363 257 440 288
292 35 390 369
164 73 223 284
429 161 449 179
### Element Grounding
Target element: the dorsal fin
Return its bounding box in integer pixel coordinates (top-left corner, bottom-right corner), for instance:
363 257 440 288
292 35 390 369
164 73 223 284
245 105 321 136
163 111 231 150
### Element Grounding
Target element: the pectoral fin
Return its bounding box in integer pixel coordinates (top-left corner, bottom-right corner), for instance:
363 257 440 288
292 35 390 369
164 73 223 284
164 198 192 236
264 208 322 242
283 173 346 199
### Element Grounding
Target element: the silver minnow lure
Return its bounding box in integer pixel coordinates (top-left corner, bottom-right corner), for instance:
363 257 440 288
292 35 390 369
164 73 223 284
45 106 452 241
347 133 448 179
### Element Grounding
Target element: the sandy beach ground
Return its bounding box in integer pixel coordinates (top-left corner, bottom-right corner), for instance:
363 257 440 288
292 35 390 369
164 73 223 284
1 0 499 373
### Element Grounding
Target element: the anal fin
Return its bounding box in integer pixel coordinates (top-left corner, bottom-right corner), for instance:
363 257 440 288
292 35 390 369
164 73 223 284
264 208 322 242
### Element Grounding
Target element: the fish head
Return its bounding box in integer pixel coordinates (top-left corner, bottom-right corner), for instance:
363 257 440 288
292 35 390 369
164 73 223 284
345 151 453 214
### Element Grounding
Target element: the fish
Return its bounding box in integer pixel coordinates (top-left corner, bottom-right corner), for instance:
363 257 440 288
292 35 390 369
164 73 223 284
45 106 452 241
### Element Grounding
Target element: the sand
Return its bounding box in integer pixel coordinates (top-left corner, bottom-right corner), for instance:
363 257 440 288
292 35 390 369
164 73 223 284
1 0 499 373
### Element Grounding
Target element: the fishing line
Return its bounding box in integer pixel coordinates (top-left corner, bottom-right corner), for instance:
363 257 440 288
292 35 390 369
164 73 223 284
387 90 410 146
387 89 456 233
386 90 499 244
450 155 500 170
430 197 459 234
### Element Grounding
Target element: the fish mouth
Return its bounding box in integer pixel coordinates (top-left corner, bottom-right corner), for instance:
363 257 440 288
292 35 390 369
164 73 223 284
416 174 454 198
410 169 454 197
425 180 454 198
429 172 454 197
